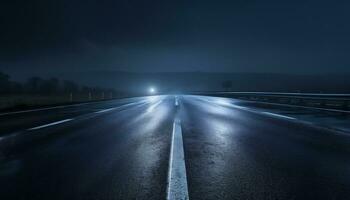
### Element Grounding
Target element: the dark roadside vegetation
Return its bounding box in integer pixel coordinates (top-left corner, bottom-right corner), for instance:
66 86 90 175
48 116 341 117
2 70 350 112
0 71 127 112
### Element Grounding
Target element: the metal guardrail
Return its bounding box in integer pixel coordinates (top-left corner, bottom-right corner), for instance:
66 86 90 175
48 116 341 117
193 92 350 111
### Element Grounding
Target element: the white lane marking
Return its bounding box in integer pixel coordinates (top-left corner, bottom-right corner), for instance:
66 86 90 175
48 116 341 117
262 112 296 120
0 97 149 116
27 119 74 130
246 100 350 114
95 108 115 113
94 101 147 114
175 96 179 106
195 96 297 120
167 119 189 200
193 95 350 114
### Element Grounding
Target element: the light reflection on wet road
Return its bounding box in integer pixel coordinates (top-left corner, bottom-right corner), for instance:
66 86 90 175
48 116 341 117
0 95 350 200
181 96 350 200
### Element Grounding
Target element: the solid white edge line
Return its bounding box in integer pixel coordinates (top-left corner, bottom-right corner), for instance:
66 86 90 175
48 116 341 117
28 119 74 130
167 119 189 200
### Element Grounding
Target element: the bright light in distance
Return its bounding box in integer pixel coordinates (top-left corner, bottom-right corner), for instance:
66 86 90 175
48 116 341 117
149 87 156 94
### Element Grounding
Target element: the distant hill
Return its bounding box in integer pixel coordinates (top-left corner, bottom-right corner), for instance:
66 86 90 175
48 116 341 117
4 69 350 94
53 71 350 94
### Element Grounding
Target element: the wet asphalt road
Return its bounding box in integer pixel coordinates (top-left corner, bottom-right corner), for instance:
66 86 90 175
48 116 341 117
1 95 350 200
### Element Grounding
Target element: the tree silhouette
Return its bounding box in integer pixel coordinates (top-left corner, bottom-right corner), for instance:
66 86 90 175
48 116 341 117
1 71 118 100
0 72 10 93
40 78 60 94
63 80 79 93
27 77 43 93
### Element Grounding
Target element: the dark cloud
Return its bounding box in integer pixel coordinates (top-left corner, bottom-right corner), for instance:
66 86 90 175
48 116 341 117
1 0 350 74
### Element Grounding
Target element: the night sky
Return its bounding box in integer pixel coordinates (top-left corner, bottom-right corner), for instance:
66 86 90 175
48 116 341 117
1 0 350 75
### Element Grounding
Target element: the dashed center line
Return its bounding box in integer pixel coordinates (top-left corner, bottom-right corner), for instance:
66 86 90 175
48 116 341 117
175 96 179 106
94 101 148 114
167 118 189 200
95 108 116 114
262 112 296 120
27 119 74 130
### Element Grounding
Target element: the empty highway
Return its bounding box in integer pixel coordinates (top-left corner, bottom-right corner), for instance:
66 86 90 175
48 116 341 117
1 95 350 200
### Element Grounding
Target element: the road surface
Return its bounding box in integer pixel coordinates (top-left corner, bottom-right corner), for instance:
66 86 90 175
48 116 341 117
0 95 350 200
